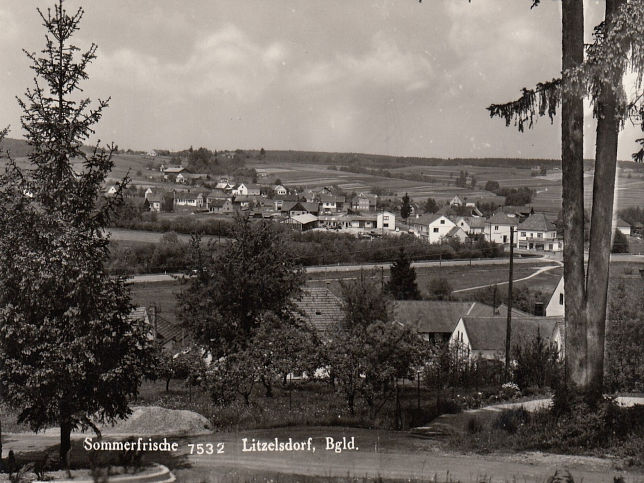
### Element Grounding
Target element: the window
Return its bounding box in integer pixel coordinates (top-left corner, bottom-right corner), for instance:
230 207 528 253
440 219 445 224
495 225 499 230
433 227 439 233
383 216 389 220
559 293 564 305
537 232 543 238
521 232 526 237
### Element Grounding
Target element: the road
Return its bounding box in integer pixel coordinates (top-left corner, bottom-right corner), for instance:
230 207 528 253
126 256 555 283
125 253 643 284
452 263 562 293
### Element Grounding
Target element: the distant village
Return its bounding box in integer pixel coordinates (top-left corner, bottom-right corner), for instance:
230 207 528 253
103 162 638 252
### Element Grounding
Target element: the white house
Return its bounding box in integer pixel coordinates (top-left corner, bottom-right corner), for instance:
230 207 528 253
274 185 287 196
545 276 565 317
376 211 396 231
233 183 261 196
615 218 632 236
450 316 564 361
174 191 205 209
466 217 486 236
449 195 464 207
485 212 519 244
410 214 458 244
516 213 562 252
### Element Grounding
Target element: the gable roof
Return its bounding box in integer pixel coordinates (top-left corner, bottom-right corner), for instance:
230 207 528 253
290 213 318 224
461 316 562 352
281 201 319 213
409 214 443 226
487 212 520 226
616 218 631 228
518 213 556 232
295 287 344 334
394 301 475 333
466 217 486 229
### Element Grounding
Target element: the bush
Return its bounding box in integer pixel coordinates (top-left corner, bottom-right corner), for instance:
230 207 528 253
467 416 484 434
493 407 530 434
612 229 630 253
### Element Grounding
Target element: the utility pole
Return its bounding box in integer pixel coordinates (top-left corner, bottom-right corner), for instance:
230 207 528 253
504 226 515 381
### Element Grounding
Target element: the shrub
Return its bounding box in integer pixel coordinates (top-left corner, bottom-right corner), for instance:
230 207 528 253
493 407 530 434
467 416 484 434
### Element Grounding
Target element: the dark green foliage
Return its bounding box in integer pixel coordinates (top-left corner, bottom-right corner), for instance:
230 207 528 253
0 0 155 466
513 330 562 390
423 197 439 214
400 193 412 220
455 170 468 188
326 275 426 417
484 180 500 192
178 215 305 356
467 416 484 434
493 407 530 434
605 282 644 392
428 277 452 300
611 229 629 253
385 249 421 300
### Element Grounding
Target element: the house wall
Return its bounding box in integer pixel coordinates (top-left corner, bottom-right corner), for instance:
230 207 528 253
545 277 565 317
617 225 632 236
486 223 514 244
427 216 457 243
377 211 395 231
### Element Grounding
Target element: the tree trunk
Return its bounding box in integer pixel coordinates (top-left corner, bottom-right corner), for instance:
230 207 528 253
165 377 171 392
60 418 72 469
561 0 587 390
585 0 626 401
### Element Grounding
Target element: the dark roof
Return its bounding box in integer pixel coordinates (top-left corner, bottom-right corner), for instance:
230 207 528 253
409 214 443 226
466 217 486 229
518 213 556 232
461 317 562 352
295 287 344 334
487 212 519 226
616 218 631 228
394 301 475 333
467 302 532 319
209 199 230 208
282 201 319 213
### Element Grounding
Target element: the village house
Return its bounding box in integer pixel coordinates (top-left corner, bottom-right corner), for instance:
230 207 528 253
163 165 189 181
274 185 287 196
394 300 532 344
284 213 319 232
409 214 466 244
615 218 632 236
232 183 261 196
465 217 486 236
320 193 346 214
215 177 234 190
449 195 464 207
516 212 562 252
351 193 378 212
208 198 233 214
176 172 208 184
450 316 564 361
280 201 320 217
545 276 565 317
485 212 519 244
317 211 396 233
174 190 206 209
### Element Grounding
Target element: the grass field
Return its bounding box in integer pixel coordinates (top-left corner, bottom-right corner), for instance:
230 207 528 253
306 262 561 298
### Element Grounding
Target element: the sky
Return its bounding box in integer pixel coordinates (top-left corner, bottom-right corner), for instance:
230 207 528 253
0 0 640 160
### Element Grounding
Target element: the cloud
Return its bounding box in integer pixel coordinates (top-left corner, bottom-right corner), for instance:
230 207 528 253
0 9 19 42
296 32 434 92
91 24 288 102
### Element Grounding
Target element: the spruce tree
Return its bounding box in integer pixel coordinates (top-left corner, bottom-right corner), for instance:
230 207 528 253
400 193 412 221
386 248 421 300
0 1 154 466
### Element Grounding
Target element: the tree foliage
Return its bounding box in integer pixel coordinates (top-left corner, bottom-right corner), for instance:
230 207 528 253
611 228 630 253
0 0 154 465
385 248 421 300
400 193 412 220
326 275 425 416
178 216 305 357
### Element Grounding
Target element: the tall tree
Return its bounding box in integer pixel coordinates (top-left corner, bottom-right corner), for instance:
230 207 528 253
400 193 412 221
487 0 643 398
0 1 154 465
178 215 305 356
386 248 421 300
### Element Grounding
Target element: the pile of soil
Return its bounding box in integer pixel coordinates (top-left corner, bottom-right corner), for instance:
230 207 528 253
102 406 211 436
